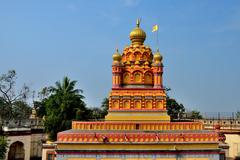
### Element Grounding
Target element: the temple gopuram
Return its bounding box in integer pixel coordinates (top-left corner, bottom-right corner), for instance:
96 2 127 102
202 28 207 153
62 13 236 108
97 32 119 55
56 20 225 160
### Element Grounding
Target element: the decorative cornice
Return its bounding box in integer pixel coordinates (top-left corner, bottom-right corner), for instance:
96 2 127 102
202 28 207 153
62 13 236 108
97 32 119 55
57 131 218 144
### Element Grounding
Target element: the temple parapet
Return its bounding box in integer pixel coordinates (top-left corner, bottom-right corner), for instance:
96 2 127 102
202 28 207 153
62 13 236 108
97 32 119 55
72 121 203 131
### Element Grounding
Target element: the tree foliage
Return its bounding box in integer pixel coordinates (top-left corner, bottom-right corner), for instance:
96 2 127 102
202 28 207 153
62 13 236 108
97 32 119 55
33 87 52 118
11 101 32 120
0 70 31 120
187 110 203 119
88 107 104 120
0 136 8 159
44 77 87 141
236 111 240 119
166 97 185 120
33 101 46 118
86 98 109 120
100 97 109 117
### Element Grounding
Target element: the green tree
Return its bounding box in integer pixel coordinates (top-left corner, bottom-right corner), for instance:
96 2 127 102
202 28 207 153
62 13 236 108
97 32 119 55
0 70 30 120
92 97 109 119
165 88 185 121
100 97 109 117
84 98 109 120
0 136 8 159
187 110 203 119
33 87 51 118
44 77 87 141
33 101 46 118
166 97 185 120
236 111 240 119
88 107 103 120
12 101 32 120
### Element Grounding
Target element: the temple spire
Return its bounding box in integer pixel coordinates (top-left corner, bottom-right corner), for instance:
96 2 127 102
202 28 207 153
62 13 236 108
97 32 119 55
129 18 146 45
136 18 141 27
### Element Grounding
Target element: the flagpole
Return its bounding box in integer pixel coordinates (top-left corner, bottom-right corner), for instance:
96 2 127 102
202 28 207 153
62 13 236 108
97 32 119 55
152 24 159 51
156 27 159 50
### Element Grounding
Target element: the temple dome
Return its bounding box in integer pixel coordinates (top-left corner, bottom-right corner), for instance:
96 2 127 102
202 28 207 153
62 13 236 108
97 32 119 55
153 49 162 62
112 49 122 62
121 20 153 64
129 19 146 45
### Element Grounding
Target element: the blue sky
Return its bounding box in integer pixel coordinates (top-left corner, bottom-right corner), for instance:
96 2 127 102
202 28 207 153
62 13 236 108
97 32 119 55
0 0 240 112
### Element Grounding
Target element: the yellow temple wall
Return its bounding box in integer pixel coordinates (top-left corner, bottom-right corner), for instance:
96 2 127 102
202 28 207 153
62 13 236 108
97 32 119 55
109 89 166 111
72 121 203 131
105 112 170 121
57 143 219 151
225 134 240 159
110 99 165 110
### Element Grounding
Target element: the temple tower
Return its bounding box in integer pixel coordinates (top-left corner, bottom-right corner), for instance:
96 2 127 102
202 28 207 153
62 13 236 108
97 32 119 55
105 20 170 121
55 20 223 160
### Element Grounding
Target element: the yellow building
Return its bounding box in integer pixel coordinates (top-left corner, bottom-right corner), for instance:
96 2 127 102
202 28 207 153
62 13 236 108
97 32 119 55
56 20 224 160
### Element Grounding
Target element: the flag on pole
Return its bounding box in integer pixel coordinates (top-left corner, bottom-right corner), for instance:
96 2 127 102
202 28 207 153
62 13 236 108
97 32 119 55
152 24 158 32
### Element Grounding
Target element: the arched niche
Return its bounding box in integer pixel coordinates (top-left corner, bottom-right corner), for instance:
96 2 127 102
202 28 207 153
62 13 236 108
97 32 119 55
123 72 131 84
144 72 153 84
156 100 163 109
146 100 152 109
123 100 130 109
134 100 141 109
112 100 119 109
8 141 25 160
133 71 142 83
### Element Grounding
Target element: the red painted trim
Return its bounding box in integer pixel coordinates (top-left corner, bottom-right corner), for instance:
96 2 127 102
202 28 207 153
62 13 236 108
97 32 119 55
57 131 219 143
43 146 56 149
58 132 217 135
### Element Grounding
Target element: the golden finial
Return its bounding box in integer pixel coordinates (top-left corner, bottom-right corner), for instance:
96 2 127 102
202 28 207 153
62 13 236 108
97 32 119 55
129 18 146 45
136 18 141 27
112 48 121 62
154 48 163 63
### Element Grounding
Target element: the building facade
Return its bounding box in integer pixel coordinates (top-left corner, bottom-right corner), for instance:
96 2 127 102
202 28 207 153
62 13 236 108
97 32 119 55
56 20 224 160
2 109 46 160
199 119 240 159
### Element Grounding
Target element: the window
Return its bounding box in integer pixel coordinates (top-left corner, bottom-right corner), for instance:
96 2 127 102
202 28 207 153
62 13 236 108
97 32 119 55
47 151 55 160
